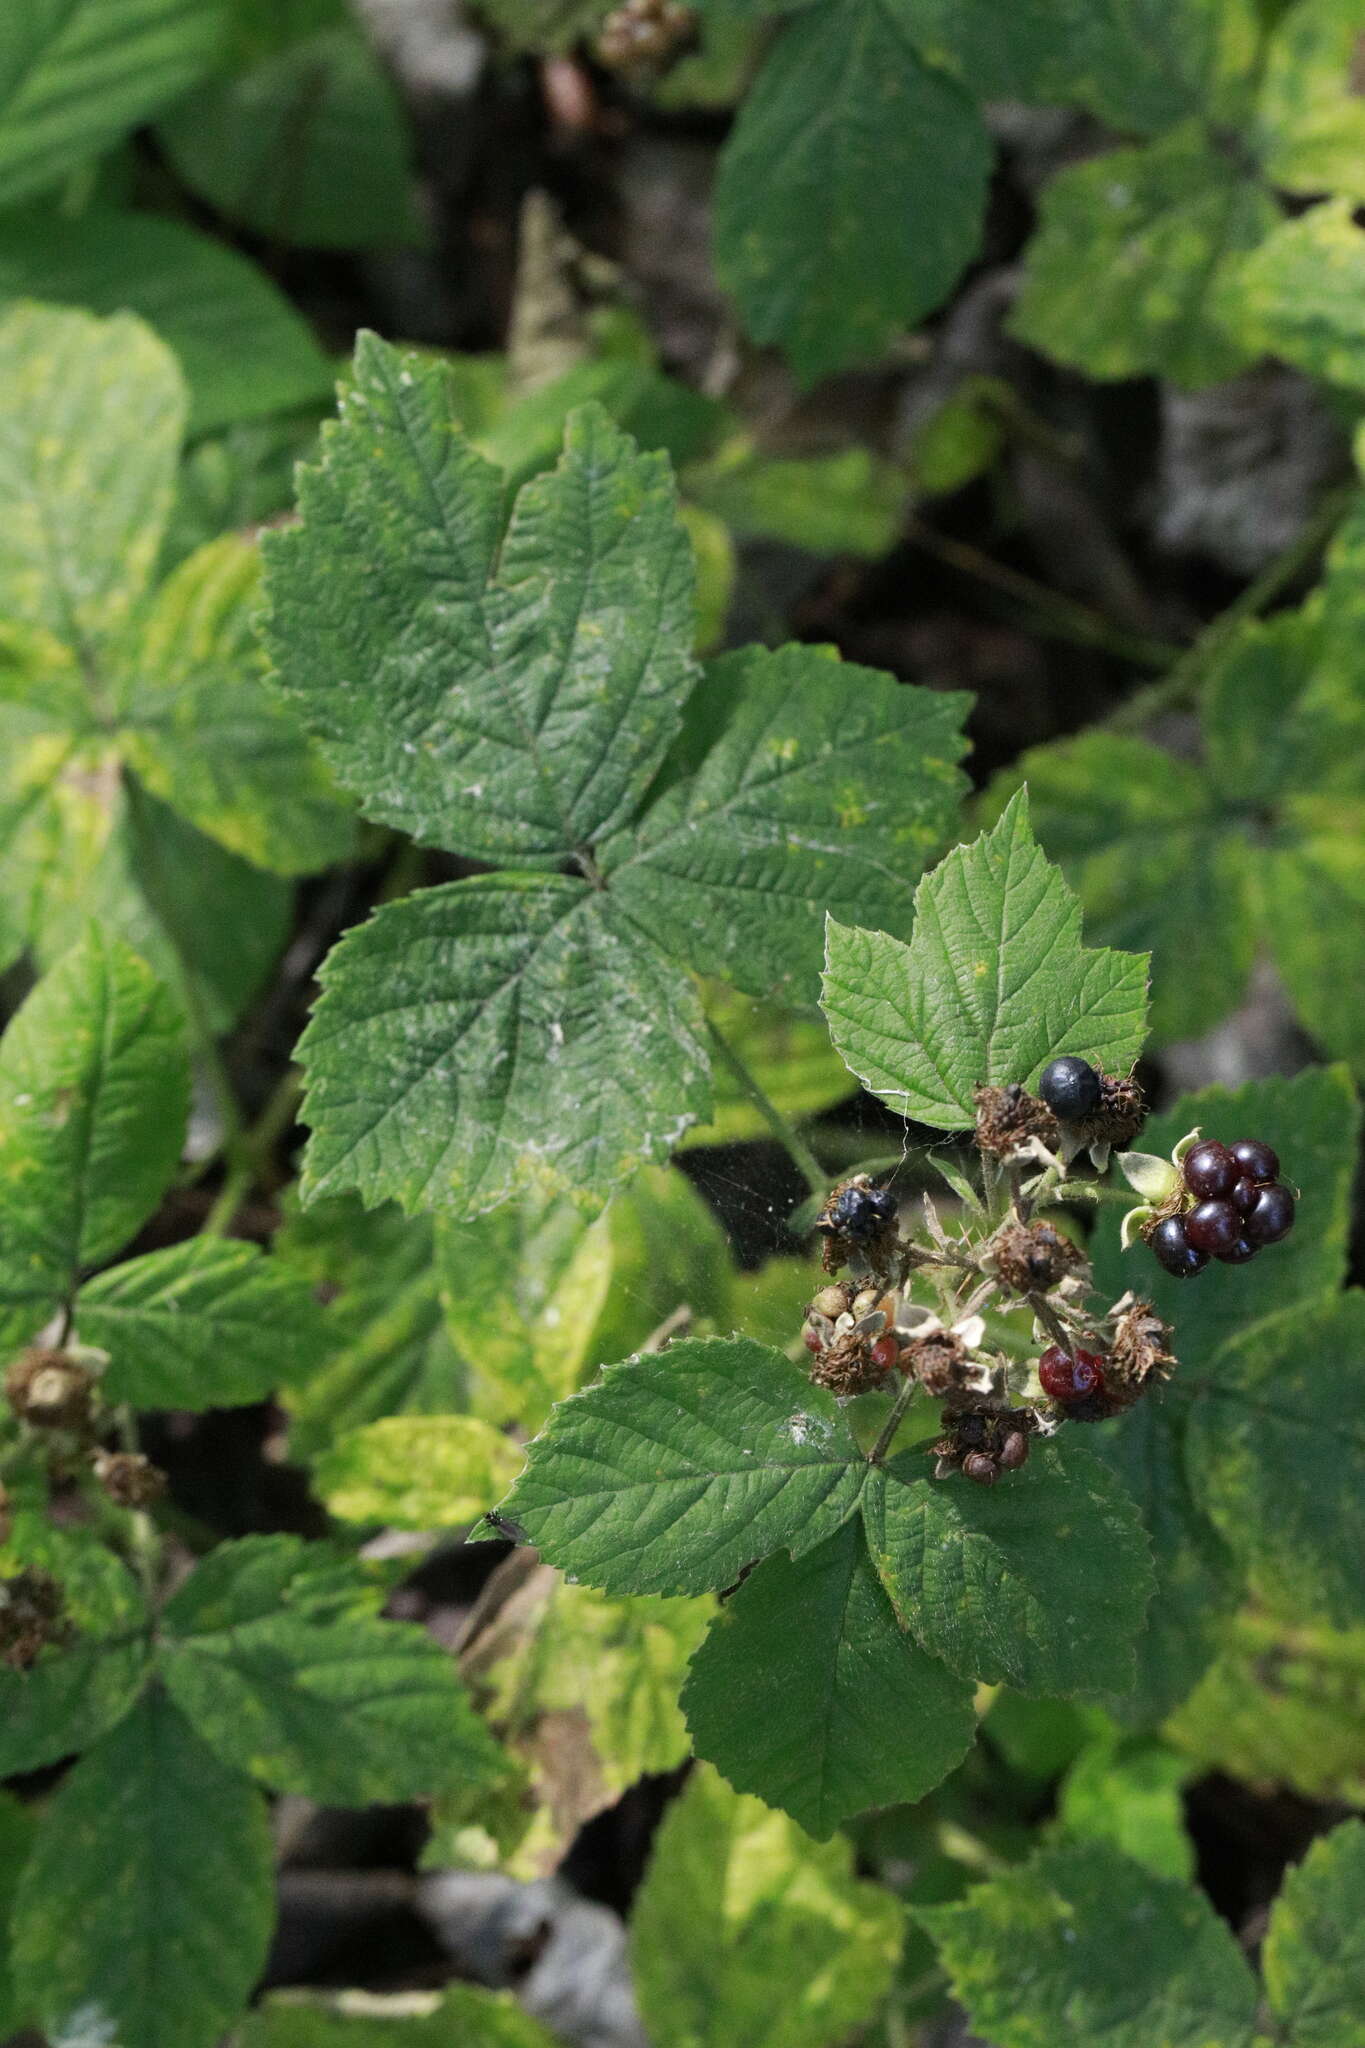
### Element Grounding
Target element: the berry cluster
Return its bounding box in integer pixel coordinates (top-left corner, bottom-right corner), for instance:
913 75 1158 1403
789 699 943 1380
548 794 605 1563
1150 1138 1294 1279
814 1175 900 1276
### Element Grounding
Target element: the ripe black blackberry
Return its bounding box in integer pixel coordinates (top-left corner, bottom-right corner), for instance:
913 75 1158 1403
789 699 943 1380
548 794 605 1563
1037 1055 1102 1122
1149 1132 1296 1278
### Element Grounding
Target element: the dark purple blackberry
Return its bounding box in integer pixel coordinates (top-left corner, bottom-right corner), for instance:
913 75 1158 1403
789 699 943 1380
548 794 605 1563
824 1183 895 1242
1150 1215 1209 1278
1182 1141 1237 1200
1245 1183 1295 1245
1230 1177 1259 1215
1230 1139 1280 1184
1218 1236 1259 1264
1186 1199 1242 1257
1037 1055 1102 1122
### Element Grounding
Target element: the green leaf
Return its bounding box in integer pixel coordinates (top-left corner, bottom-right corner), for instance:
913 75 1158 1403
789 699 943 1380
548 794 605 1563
0 933 188 1346
684 440 907 556
117 534 354 876
499 1334 865 1597
0 1521 150 1776
822 789 1149 1130
76 1235 332 1410
0 302 185 661
682 1516 976 1836
983 737 1253 1046
917 1840 1259 2048
10 1689 274 2048
1010 126 1277 389
316 1414 524 1527
604 643 970 1005
907 374 1008 496
1088 1398 1242 1727
297 874 711 1218
631 1764 904 2048
160 1534 508 1801
1167 1611 1365 1807
0 1790 36 2037
159 19 419 249
864 1441 1155 1698
0 0 228 208
240 1987 559 2048
1186 1293 1365 1630
263 349 698 866
1221 200 1365 391
477 357 724 493
1263 1820 1365 2047
1056 1728 1194 1881
903 0 1259 133
712 0 991 383
1257 0 1365 203
0 205 333 433
275 1196 464 1460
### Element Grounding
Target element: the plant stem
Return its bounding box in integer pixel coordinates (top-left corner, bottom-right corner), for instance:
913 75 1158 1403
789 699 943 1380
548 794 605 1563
904 516 1182 671
1106 482 1354 735
704 1016 827 1199
202 1065 304 1237
114 1405 161 1605
867 1369 921 1466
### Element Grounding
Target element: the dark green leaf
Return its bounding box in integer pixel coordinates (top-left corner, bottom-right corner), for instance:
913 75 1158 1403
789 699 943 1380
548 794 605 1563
160 1535 508 1801
682 1517 976 1836
864 1441 1155 1698
10 1689 274 2048
499 1334 865 1596
0 1521 150 1776
604 643 970 1004
0 1790 36 2037
298 874 710 1218
240 1987 560 2047
712 0 991 382
77 1236 332 1410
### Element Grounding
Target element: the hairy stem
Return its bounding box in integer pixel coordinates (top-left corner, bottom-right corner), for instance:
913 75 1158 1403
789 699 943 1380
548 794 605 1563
867 1368 921 1466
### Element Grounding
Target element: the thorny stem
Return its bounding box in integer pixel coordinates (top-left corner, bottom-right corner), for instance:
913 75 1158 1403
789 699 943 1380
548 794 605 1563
1027 1289 1078 1357
704 1016 826 1198
1105 482 1354 736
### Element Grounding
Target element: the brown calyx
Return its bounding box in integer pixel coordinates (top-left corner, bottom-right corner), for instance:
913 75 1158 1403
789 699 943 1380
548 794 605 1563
5 1348 97 1433
990 1219 1084 1294
973 1083 1059 1159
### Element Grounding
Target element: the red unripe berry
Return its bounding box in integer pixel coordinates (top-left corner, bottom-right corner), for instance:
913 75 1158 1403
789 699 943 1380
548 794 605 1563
1246 1183 1295 1245
802 1325 823 1355
1230 1139 1279 1184
1186 1199 1242 1256
1038 1345 1106 1403
1182 1140 1237 1199
869 1333 900 1372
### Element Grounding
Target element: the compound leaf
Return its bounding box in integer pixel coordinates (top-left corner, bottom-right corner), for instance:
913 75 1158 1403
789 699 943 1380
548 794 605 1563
604 643 970 1005
498 1334 865 1597
1263 1819 1365 2046
917 1839 1259 2048
297 873 711 1218
77 1235 333 1410
682 1516 976 1837
864 1441 1155 1698
263 342 698 866
0 933 188 1346
160 1535 507 1802
10 1689 274 2048
712 0 991 383
631 1764 904 2048
822 790 1149 1130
